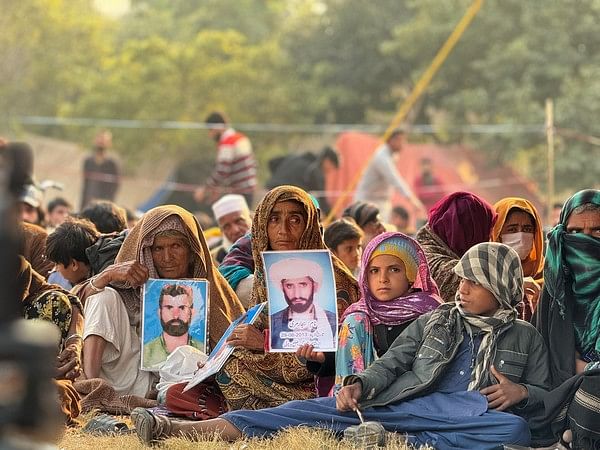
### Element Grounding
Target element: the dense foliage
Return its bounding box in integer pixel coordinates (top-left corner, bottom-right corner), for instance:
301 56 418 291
1 0 598 191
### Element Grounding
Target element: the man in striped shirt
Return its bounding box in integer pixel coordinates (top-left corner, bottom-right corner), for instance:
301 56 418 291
195 112 257 207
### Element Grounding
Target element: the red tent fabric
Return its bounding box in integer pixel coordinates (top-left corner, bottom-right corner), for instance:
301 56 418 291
325 131 544 226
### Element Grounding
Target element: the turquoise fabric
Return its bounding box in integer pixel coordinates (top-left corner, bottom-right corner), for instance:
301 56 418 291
334 312 376 393
544 189 600 356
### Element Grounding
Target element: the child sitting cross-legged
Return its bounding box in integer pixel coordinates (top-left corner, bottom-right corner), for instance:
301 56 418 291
132 242 551 450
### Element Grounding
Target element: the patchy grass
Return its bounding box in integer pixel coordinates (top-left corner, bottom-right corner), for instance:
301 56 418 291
58 423 429 449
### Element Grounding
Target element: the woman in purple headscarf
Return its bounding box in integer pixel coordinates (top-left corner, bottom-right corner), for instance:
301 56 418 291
334 231 442 390
416 191 497 302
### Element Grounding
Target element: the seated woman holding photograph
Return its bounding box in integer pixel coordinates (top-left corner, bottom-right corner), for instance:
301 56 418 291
162 186 359 418
77 205 244 408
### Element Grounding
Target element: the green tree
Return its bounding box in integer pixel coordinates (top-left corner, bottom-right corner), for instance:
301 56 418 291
0 0 109 123
384 0 600 192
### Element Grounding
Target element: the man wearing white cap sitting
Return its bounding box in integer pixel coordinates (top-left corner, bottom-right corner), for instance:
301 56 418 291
210 194 252 264
268 258 336 350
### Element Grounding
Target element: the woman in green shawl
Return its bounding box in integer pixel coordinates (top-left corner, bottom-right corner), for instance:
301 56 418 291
534 188 600 448
535 189 600 383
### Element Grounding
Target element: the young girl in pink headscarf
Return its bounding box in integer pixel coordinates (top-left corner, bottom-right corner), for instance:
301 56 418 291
298 231 441 393
334 231 442 389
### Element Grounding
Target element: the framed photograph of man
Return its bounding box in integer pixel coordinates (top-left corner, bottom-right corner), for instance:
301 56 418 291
262 249 338 352
141 278 208 370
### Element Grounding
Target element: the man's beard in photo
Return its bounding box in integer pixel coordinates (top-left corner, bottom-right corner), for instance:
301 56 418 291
161 318 190 337
284 291 315 314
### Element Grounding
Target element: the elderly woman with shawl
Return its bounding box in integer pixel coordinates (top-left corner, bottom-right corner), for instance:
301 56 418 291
133 242 551 449
416 191 497 302
214 186 359 409
79 205 244 401
533 189 600 448
491 197 545 321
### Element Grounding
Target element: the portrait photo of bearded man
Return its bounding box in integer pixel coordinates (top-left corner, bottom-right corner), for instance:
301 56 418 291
266 255 337 351
143 283 205 369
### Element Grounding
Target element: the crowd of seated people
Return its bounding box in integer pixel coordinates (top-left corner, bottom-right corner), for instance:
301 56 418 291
3 139 599 449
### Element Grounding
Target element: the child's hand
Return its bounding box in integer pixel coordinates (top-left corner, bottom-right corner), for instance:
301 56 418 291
479 365 528 411
296 344 325 363
336 382 362 412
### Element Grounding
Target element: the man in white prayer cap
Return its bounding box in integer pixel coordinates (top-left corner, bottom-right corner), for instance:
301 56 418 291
268 257 336 350
210 194 252 263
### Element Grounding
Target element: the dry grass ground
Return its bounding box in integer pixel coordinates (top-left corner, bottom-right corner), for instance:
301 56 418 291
59 423 427 450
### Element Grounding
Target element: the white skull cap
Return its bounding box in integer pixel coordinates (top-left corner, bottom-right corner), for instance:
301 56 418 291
268 257 323 287
211 194 249 221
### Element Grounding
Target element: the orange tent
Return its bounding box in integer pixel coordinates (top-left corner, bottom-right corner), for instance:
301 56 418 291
326 131 544 227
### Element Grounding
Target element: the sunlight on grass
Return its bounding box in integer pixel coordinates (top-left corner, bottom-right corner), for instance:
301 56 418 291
59 424 432 449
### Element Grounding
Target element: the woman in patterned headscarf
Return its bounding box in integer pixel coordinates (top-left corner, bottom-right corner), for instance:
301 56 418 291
215 185 359 410
416 191 497 302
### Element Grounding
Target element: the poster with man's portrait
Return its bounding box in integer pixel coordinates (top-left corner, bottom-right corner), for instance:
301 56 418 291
262 249 338 352
141 278 208 371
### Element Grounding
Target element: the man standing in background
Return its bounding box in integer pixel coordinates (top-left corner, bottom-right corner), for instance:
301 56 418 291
195 112 257 207
354 129 422 220
81 130 120 210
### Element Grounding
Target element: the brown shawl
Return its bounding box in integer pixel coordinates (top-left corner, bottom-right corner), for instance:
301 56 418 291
112 205 244 348
415 224 462 303
249 185 359 314
19 221 54 278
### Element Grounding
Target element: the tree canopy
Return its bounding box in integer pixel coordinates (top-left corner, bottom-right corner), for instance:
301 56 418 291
1 0 598 193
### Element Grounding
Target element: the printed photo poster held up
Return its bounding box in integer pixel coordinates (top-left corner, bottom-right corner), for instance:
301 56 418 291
141 278 208 370
263 249 338 352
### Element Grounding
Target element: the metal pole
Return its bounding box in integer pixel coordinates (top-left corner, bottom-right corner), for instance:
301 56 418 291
545 98 555 226
324 0 485 225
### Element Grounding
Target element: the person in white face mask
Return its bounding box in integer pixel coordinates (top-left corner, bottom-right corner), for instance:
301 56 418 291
491 198 545 321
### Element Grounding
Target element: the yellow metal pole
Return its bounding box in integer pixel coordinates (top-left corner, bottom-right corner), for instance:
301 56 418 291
324 0 485 226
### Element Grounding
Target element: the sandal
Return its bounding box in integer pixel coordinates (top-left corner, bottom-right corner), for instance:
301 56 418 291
82 413 131 435
131 407 174 444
